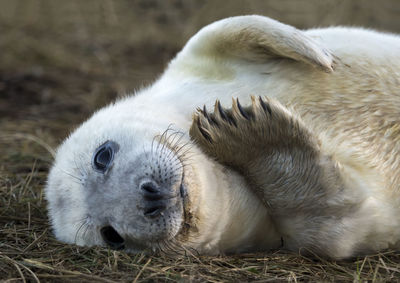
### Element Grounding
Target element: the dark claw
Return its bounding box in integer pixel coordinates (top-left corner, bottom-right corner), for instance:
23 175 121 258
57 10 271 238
236 98 250 120
216 100 237 127
203 105 211 122
196 116 213 143
259 97 272 115
203 105 219 126
217 100 229 122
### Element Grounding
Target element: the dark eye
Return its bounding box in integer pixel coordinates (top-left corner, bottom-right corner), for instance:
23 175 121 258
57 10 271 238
92 141 119 173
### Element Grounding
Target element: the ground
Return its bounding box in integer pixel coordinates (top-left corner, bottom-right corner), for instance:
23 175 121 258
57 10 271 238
1 0 400 281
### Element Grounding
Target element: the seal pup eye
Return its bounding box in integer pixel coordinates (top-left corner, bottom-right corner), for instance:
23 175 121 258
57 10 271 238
92 141 119 173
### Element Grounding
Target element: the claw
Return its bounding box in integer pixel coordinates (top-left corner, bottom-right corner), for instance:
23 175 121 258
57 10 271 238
236 98 250 120
203 105 211 123
203 105 219 126
259 96 272 115
196 115 213 143
215 100 237 127
215 100 228 122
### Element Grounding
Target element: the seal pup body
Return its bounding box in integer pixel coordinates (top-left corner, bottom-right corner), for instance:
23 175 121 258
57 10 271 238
46 15 400 259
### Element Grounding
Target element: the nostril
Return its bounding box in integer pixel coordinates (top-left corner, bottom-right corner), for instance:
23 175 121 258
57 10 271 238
141 182 158 193
144 205 166 218
141 182 163 200
100 226 125 250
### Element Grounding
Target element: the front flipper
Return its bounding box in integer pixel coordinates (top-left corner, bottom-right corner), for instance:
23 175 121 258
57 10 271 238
190 96 319 165
190 96 328 209
190 97 352 258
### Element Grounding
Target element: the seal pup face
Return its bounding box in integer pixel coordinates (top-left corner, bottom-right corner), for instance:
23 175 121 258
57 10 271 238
85 132 188 252
46 102 198 253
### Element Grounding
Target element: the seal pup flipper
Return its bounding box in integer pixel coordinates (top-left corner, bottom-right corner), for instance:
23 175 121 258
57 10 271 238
190 97 353 258
189 96 325 204
177 15 335 72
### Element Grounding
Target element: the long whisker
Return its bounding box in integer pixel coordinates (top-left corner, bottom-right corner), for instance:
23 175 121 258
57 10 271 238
74 153 90 181
74 216 89 244
58 168 83 185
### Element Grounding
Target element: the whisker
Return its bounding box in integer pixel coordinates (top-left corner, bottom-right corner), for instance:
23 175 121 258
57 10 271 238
58 168 83 185
158 125 174 155
176 144 194 157
166 132 185 155
168 130 184 147
75 153 90 179
166 239 185 256
74 216 89 244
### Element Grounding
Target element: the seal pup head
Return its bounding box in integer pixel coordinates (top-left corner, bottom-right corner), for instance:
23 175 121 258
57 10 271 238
46 101 197 253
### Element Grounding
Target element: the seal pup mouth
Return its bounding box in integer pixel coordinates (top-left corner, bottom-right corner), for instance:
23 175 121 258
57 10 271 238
100 226 125 250
98 183 188 253
99 180 189 253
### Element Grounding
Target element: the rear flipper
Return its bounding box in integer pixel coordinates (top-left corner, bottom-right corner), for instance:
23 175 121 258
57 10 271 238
189 97 355 258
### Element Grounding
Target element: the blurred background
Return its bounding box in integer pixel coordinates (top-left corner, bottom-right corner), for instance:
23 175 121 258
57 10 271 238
1 0 400 156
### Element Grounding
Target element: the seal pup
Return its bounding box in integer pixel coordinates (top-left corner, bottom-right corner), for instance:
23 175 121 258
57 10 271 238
46 15 400 259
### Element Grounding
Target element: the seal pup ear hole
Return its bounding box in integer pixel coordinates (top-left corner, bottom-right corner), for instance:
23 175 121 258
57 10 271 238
92 140 119 173
184 15 335 72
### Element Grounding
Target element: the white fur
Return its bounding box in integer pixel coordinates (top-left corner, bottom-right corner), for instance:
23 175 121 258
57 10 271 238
46 15 400 258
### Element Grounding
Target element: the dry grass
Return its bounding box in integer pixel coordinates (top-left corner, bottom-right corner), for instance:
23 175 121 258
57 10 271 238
2 0 400 281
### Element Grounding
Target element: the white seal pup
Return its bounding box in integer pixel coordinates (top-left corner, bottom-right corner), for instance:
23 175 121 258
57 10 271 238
46 15 400 259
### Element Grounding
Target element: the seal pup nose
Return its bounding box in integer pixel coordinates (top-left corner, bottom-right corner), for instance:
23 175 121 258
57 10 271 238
140 182 168 218
141 182 163 201
100 226 125 250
